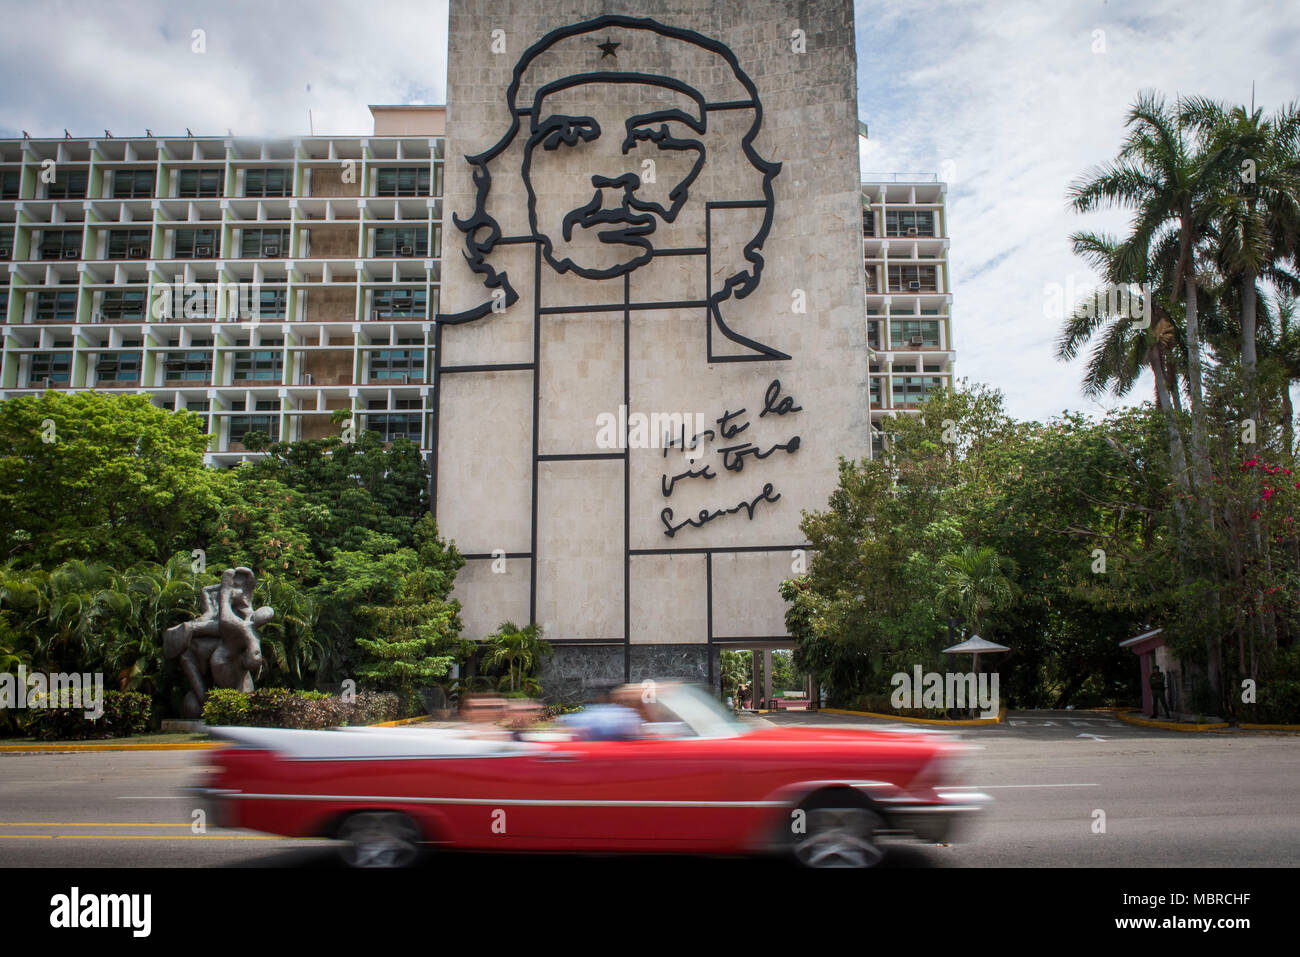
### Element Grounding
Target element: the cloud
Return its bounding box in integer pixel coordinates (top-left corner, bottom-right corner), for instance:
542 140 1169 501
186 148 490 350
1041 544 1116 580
0 0 449 139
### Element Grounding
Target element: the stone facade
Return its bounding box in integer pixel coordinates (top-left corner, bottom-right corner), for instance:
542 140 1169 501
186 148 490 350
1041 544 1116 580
436 0 867 692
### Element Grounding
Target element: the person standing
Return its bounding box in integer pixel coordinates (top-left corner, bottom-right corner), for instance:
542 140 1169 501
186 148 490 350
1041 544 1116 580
1149 663 1170 718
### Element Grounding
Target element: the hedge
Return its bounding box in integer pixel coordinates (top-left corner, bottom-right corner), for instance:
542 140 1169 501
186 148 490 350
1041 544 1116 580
201 688 401 729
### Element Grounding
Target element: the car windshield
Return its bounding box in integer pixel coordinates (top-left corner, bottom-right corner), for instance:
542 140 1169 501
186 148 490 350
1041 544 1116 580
647 683 754 739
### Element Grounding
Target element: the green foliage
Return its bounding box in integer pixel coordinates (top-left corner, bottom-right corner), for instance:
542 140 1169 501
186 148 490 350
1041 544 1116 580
0 392 218 567
481 621 550 694
350 516 468 709
201 687 400 728
16 690 152 740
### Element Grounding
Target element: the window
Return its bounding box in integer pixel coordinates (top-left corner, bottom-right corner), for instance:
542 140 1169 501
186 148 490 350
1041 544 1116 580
228 399 281 444
174 228 219 259
867 320 883 350
891 375 945 405
365 398 422 443
35 290 78 321
371 288 427 317
254 287 288 318
890 320 940 348
29 352 72 385
176 168 223 198
1 171 19 200
232 349 284 381
869 378 882 405
96 351 141 383
375 167 431 197
107 229 152 260
184 400 211 433
373 227 427 257
98 288 146 320
888 264 938 293
871 430 884 458
164 350 213 382
112 169 156 199
368 348 423 381
243 168 291 197
885 210 935 237
864 267 878 293
41 229 82 259
0 288 9 319
47 170 88 199
241 228 290 258
862 209 875 237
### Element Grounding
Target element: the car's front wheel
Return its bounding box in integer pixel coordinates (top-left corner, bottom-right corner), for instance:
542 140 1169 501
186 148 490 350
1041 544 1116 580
337 811 422 868
790 797 885 868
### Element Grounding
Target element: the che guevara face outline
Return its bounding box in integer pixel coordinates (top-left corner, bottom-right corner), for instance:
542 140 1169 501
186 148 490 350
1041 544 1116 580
522 76 708 281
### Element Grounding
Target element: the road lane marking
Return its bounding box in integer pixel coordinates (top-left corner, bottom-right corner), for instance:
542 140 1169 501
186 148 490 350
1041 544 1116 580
0 834 304 840
937 783 1099 789
0 822 192 827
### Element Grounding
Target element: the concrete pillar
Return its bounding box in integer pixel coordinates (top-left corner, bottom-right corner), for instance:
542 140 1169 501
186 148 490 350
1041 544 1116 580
750 651 760 709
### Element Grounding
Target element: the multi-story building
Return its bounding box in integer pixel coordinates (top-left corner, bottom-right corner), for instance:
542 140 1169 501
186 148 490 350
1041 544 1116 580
0 106 445 465
861 177 954 457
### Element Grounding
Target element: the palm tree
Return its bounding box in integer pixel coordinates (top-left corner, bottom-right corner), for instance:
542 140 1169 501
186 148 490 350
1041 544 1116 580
1069 91 1228 704
1184 97 1300 435
481 621 549 693
1070 92 1219 490
936 546 1018 636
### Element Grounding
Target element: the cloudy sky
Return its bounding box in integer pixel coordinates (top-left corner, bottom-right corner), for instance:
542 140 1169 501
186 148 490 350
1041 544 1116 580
3 0 1297 421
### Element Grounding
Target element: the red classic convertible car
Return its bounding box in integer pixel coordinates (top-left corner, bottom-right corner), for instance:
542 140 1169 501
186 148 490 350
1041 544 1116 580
195 684 988 868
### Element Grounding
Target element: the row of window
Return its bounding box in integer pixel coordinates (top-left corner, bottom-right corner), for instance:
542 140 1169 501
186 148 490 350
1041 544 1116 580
11 287 434 322
188 398 425 446
868 375 948 405
868 319 944 349
862 209 938 238
0 166 441 201
866 264 941 293
15 348 426 384
28 226 438 260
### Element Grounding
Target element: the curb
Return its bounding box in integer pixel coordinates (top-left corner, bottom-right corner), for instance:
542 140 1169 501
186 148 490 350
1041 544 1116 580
0 741 220 753
0 714 435 752
820 706 1006 726
1113 711 1229 732
369 715 436 727
1239 722 1300 731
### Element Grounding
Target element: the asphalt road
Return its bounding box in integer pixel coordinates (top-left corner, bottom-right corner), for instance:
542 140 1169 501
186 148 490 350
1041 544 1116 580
1 710 1296 868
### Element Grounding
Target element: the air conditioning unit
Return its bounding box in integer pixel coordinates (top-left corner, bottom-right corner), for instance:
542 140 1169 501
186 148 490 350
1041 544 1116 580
127 246 146 258
908 281 921 290
908 334 924 346
263 245 281 257
195 244 213 257
62 248 79 259
371 309 381 321
39 377 53 389
906 227 919 236
398 244 414 256
0 247 10 260
303 373 314 385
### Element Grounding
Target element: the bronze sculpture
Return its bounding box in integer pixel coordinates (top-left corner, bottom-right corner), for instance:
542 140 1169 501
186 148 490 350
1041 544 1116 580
164 567 272 718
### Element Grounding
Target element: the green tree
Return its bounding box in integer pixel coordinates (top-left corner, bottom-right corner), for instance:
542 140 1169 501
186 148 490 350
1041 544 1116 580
0 392 218 567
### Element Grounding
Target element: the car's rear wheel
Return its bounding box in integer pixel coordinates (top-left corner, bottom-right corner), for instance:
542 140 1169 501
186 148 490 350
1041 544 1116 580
790 794 885 868
337 811 422 868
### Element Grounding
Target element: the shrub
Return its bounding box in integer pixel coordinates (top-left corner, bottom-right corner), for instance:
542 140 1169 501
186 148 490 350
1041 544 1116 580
16 690 152 741
201 688 402 729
